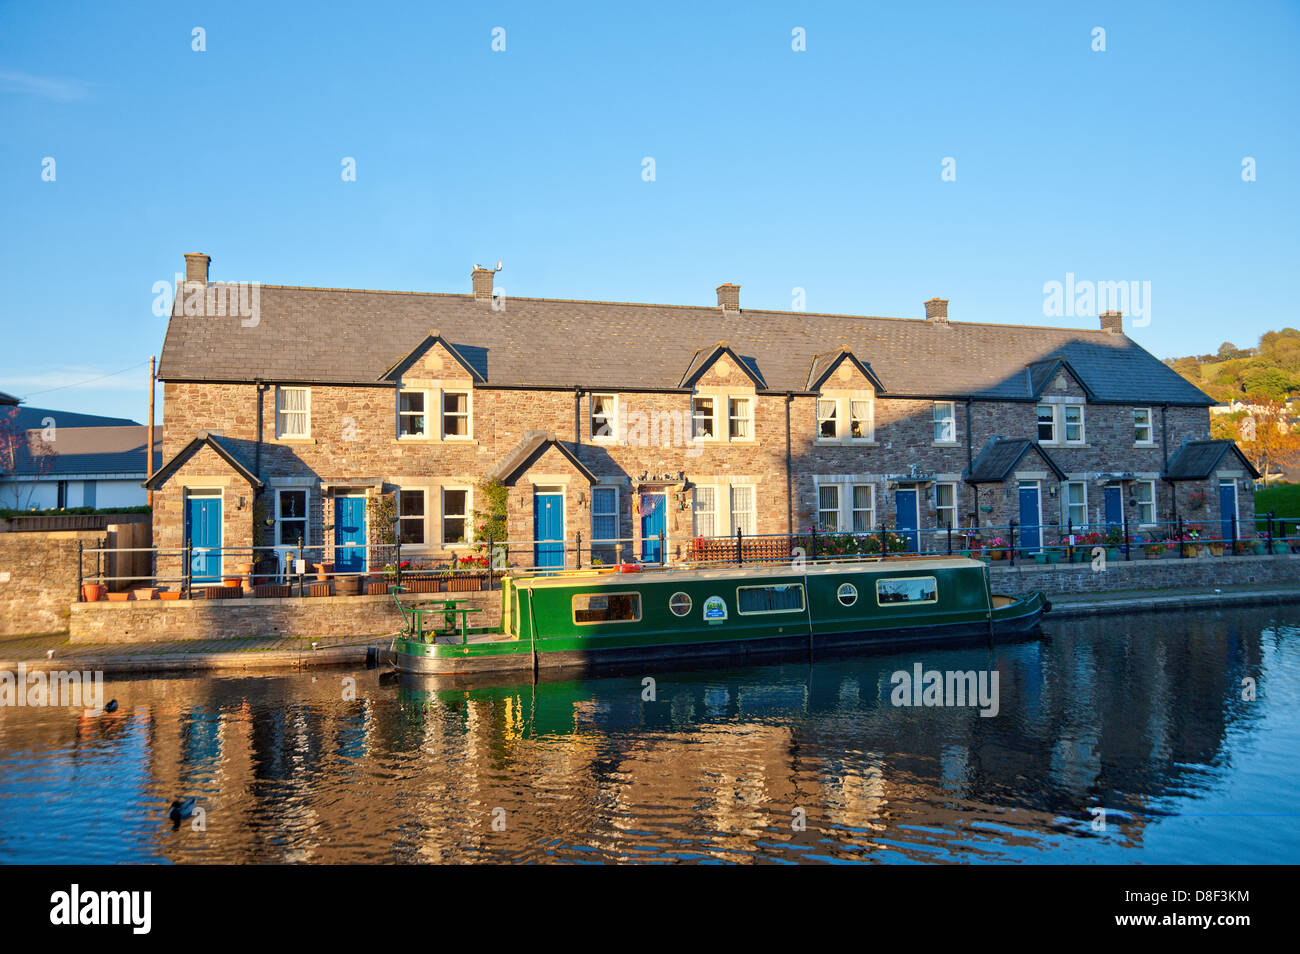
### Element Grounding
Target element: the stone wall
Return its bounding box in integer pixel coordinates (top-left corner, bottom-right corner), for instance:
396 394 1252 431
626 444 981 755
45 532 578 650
69 590 503 644
989 552 1299 596
0 530 104 636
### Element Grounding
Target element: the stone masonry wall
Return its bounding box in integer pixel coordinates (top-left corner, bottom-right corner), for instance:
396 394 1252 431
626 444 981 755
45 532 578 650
0 531 104 636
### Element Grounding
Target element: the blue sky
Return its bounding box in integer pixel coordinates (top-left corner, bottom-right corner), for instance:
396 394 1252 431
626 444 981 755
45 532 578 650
1 0 1297 422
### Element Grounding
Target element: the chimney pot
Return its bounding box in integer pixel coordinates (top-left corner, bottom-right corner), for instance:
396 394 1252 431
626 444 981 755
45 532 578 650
716 283 741 312
471 266 495 301
1100 310 1124 334
924 297 949 322
184 253 210 284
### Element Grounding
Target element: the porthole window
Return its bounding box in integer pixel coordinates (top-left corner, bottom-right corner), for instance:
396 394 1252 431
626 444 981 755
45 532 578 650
669 592 693 617
837 582 858 607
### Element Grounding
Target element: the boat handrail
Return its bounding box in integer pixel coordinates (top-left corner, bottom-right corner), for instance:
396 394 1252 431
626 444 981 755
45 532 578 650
503 552 973 583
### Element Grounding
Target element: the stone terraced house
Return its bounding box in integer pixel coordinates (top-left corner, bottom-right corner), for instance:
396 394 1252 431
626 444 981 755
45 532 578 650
147 253 1258 576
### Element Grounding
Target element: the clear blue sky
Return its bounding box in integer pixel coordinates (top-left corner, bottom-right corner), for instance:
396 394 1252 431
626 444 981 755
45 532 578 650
1 0 1297 422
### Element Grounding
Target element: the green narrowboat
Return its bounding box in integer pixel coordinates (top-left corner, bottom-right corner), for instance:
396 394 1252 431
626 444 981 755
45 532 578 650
388 556 1049 676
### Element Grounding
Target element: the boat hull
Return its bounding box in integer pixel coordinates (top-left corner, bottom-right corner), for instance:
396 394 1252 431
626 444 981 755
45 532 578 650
390 587 1048 675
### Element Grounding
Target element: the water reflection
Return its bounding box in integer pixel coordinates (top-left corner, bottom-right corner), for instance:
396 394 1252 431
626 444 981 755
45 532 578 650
0 606 1296 863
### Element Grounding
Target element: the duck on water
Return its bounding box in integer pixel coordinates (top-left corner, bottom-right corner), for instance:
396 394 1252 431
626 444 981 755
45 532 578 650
387 556 1050 676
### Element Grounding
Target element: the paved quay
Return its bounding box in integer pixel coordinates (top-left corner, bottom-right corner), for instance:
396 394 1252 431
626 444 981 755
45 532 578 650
2 582 1298 675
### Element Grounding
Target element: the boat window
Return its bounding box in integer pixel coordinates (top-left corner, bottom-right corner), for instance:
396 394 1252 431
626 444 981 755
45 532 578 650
573 592 642 624
837 582 858 606
876 576 938 606
736 583 805 615
668 592 692 617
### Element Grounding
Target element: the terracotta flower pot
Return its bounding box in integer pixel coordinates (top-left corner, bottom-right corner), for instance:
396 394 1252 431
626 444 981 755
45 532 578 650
159 590 182 601
132 587 158 601
81 583 106 602
107 591 131 602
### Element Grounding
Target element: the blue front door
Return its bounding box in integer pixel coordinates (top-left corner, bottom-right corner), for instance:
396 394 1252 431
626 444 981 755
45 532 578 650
894 489 918 552
640 492 666 563
185 493 222 583
1104 486 1123 528
334 497 367 573
1219 479 1238 540
534 491 565 569
1018 482 1041 552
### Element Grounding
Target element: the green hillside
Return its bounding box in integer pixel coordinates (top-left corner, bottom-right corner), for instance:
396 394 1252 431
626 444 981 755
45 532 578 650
1165 329 1300 403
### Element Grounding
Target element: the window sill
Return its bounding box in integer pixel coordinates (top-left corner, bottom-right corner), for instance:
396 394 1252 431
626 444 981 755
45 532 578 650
273 437 316 445
931 441 961 448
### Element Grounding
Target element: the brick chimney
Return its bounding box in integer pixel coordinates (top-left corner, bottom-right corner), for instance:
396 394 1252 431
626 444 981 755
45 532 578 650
1100 310 1124 334
471 265 495 301
716 283 740 312
924 297 949 322
184 253 210 284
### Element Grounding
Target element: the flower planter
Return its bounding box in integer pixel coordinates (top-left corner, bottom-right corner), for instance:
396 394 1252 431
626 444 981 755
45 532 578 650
313 562 334 582
1033 553 1048 565
988 549 1006 561
1209 544 1225 557
446 575 484 592
367 581 392 595
252 584 293 598
1272 541 1290 555
409 578 442 594
222 577 242 588
81 583 106 603
159 590 182 601
307 582 332 597
1106 548 1121 561
106 591 131 602
203 585 242 599
335 576 362 597
132 587 158 601
1181 544 1201 558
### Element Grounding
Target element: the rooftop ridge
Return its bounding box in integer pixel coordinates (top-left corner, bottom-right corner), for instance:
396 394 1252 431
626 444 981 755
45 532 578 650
250 284 1123 338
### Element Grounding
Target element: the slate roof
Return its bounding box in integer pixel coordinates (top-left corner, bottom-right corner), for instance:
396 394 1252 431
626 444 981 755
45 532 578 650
965 438 1065 483
488 431 599 485
2 426 161 477
2 402 139 429
156 283 1214 405
1163 440 1261 480
144 431 263 490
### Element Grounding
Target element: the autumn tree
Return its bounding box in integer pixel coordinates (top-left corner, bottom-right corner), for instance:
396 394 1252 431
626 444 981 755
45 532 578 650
1216 394 1300 483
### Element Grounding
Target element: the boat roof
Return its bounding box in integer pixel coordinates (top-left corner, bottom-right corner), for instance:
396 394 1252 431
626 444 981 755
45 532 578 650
509 556 985 590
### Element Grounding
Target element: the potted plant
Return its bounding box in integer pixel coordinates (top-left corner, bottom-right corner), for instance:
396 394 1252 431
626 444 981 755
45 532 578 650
132 587 158 600
1143 541 1167 559
985 536 1009 560
1208 538 1225 556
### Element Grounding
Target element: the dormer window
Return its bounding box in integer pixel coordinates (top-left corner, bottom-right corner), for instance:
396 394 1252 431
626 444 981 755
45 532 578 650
817 399 838 439
692 397 716 439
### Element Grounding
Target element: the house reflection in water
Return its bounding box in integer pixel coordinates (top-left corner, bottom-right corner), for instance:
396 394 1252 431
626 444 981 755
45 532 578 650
0 606 1286 863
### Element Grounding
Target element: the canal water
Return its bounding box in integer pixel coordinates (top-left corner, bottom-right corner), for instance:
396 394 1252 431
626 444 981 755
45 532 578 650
1 605 1297 864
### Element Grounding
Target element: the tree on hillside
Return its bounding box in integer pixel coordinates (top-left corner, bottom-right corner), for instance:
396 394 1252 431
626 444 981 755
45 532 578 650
1215 394 1300 483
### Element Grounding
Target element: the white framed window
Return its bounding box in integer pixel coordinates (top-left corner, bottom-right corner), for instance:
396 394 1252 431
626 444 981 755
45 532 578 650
935 482 957 529
1135 480 1156 526
276 386 310 439
817 399 838 440
818 485 842 531
441 487 470 544
397 489 426 544
692 397 716 440
728 397 752 440
1135 407 1154 445
852 484 875 532
398 389 427 438
693 485 717 538
850 399 873 441
591 394 617 441
1036 404 1055 443
1063 481 1087 529
933 402 956 443
441 391 470 439
591 486 619 542
1064 405 1085 444
276 489 308 548
730 485 756 536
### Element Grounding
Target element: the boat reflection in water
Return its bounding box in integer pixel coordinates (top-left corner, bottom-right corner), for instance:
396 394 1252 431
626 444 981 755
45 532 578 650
0 606 1295 863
